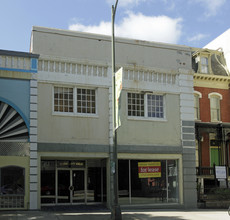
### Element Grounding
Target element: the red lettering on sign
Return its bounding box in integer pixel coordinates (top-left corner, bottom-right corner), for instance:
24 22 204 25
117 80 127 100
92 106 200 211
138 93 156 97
138 166 161 173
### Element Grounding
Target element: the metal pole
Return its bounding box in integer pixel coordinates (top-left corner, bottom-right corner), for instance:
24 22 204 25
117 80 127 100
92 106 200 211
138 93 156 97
111 1 122 219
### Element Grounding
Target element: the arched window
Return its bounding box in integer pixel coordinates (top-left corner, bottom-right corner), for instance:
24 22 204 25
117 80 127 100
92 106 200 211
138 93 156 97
0 166 25 195
194 91 202 120
208 93 222 122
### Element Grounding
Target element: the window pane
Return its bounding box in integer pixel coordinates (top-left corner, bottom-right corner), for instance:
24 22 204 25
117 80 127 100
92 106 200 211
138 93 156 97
131 160 167 204
167 160 179 202
147 94 164 118
77 88 96 114
194 95 200 120
201 57 208 73
210 96 220 121
127 93 144 117
118 160 130 204
54 87 73 113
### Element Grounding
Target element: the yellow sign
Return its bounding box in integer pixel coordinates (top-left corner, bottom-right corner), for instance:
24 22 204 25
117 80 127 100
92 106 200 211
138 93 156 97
138 162 161 178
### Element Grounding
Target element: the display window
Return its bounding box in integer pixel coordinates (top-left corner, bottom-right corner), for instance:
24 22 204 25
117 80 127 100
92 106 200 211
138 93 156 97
118 159 179 205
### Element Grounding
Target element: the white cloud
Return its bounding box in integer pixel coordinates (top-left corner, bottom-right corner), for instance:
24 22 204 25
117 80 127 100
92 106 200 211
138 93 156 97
187 33 209 43
193 0 226 17
69 12 182 44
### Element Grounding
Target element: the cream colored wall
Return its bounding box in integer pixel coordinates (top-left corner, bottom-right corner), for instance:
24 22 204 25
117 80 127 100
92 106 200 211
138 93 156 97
31 27 191 71
0 156 30 209
117 92 181 146
37 83 109 144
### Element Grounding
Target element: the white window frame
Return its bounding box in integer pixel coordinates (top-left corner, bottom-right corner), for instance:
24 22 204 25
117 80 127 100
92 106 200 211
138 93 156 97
52 85 98 117
194 91 202 120
127 92 166 121
208 92 222 122
200 56 209 74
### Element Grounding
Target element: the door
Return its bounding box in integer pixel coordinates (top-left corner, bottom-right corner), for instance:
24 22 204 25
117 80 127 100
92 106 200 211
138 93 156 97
57 169 85 204
57 170 70 203
210 147 220 166
72 170 85 203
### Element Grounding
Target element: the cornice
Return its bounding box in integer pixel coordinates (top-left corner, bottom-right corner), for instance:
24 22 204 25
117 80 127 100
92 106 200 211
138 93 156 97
194 73 230 89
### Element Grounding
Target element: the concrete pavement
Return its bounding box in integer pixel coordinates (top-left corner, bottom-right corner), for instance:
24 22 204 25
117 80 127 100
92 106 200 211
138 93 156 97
0 209 230 220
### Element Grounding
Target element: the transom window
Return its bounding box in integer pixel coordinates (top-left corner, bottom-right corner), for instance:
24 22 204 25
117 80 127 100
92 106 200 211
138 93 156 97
54 86 96 115
128 92 165 119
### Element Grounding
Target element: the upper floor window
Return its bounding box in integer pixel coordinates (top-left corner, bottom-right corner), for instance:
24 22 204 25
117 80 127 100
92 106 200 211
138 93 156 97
127 92 165 119
54 86 96 115
54 87 73 113
77 88 96 114
194 91 202 120
208 93 222 122
200 57 209 74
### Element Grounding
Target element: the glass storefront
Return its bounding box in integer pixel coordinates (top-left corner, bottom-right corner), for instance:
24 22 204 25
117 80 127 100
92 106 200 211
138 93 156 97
41 159 106 205
118 159 179 205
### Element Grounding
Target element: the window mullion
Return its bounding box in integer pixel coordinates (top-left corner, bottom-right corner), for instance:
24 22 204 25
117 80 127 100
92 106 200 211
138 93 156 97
144 94 147 118
74 87 77 114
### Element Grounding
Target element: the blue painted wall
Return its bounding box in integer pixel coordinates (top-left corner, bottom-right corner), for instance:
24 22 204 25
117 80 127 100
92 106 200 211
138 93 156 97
0 78 30 127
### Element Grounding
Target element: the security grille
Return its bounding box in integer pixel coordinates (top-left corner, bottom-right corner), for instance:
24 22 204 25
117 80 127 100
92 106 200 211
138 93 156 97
0 142 29 156
0 195 24 209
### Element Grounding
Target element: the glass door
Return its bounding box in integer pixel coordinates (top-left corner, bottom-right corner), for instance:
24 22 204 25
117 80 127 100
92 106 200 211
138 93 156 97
57 169 85 204
72 170 85 203
57 170 70 203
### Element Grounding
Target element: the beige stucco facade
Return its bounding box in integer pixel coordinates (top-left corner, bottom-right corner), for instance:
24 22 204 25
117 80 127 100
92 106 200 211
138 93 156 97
29 26 196 209
38 83 109 145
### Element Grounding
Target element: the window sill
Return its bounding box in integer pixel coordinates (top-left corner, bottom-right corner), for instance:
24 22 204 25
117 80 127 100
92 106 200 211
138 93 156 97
127 116 167 122
210 120 222 123
52 112 99 118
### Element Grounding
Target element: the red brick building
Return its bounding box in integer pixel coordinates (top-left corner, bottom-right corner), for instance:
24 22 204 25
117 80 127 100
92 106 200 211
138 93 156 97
192 48 230 196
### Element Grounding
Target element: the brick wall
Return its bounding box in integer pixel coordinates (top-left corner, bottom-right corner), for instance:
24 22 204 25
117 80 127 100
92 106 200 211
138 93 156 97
194 87 230 123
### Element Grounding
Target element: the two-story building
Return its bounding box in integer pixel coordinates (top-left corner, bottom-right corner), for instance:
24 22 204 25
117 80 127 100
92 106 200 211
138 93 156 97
29 26 197 210
0 50 39 210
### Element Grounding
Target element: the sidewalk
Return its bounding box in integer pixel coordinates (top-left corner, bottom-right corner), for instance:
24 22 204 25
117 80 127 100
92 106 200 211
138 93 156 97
0 209 230 220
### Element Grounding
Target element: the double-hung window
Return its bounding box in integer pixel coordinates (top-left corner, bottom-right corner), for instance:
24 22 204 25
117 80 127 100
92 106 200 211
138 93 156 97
200 57 209 74
127 92 165 119
208 93 222 122
54 86 96 115
194 91 202 120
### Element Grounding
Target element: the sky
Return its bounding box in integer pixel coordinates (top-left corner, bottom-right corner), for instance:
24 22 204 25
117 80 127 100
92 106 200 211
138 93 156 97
0 0 229 52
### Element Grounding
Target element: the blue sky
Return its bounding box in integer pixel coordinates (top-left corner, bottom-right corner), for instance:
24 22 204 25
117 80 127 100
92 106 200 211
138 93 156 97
0 0 229 52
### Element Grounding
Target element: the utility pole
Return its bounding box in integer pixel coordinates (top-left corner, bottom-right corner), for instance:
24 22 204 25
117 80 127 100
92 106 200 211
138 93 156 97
111 0 122 219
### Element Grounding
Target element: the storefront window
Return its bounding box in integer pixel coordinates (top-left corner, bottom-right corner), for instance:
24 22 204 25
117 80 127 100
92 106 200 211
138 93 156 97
118 159 179 205
87 159 107 203
41 160 55 204
167 160 179 202
118 160 130 204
